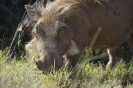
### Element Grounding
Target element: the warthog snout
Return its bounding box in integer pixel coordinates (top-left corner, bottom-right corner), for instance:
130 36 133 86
34 54 64 71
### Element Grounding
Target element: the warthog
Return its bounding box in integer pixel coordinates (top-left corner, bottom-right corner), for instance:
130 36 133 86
24 0 133 71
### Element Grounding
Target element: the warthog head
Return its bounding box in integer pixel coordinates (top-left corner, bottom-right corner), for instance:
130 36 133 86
25 2 79 71
17 0 49 34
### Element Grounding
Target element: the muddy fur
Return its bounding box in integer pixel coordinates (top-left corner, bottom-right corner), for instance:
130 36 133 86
25 0 133 71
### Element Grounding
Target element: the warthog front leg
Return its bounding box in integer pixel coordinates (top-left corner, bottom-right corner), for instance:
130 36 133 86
64 54 81 68
106 47 120 69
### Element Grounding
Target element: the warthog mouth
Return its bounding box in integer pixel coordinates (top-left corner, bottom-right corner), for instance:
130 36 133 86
33 54 64 72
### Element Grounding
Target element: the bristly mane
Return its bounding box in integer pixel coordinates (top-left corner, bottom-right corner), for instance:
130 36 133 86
35 0 94 24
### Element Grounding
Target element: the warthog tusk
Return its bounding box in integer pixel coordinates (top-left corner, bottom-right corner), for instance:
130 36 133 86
32 56 37 63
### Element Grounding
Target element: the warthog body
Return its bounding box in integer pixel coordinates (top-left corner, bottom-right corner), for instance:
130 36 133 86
25 0 133 71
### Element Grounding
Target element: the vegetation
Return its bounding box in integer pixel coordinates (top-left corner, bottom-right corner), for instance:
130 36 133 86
0 49 133 88
0 0 36 34
0 0 36 50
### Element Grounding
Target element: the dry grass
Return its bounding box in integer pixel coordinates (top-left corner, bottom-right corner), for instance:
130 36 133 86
0 50 133 88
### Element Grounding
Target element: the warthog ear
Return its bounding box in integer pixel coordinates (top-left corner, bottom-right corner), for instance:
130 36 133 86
66 40 80 55
25 5 41 21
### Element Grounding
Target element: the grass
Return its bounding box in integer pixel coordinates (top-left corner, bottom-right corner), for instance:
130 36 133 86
0 49 133 88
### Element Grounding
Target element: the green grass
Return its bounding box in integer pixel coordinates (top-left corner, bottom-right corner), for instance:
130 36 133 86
0 50 133 88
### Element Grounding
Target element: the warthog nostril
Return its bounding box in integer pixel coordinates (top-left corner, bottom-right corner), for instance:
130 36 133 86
54 54 64 67
55 54 64 61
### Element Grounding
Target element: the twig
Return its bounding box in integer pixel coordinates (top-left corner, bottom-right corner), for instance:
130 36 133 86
88 26 102 50
1 5 18 20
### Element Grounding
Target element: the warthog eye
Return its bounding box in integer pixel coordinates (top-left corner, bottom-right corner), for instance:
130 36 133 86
33 24 46 38
61 26 67 32
56 22 67 35
57 26 67 36
35 25 43 34
36 26 40 33
60 26 66 30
